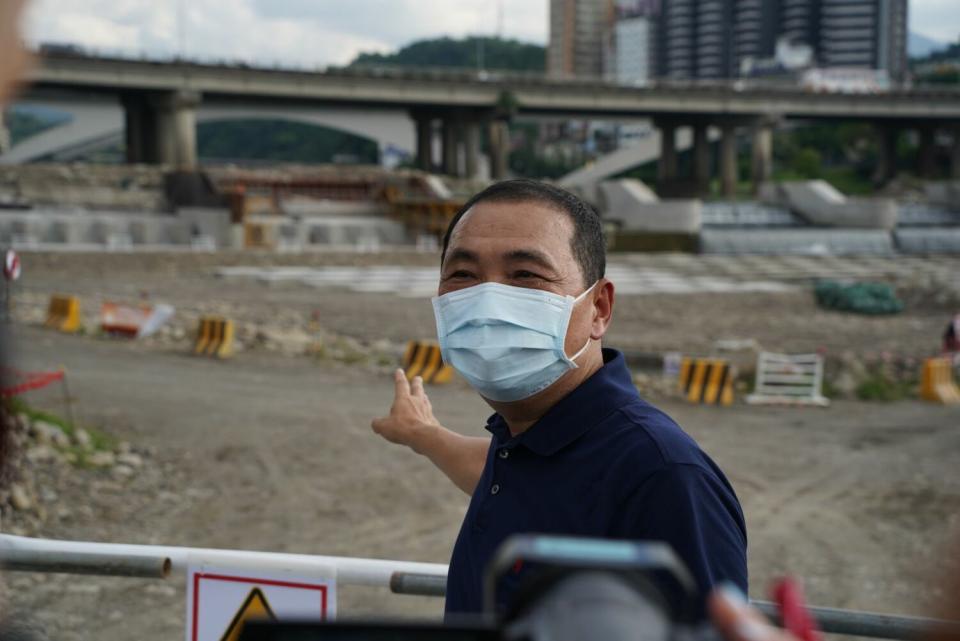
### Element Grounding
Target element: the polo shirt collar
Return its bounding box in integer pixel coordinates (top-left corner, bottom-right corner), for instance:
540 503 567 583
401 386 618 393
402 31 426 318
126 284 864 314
485 348 639 456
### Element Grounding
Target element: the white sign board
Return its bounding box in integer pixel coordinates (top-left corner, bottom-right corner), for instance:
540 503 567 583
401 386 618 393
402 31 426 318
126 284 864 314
186 565 336 641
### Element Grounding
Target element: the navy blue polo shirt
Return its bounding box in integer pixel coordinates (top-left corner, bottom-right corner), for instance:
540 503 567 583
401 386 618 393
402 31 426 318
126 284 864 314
444 348 747 618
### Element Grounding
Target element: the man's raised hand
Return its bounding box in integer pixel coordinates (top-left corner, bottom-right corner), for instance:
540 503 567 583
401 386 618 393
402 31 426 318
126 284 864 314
371 369 440 454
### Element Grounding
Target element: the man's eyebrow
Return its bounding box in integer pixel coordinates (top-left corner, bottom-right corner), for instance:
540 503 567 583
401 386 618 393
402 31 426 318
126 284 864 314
444 248 480 264
504 249 557 271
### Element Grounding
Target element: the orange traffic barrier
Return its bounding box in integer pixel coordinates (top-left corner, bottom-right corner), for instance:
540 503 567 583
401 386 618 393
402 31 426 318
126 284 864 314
920 357 960 404
402 341 453 385
45 295 81 333
194 317 235 359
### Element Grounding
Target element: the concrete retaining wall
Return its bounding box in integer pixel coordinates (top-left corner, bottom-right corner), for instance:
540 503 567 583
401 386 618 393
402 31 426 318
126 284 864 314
0 210 190 247
895 228 960 254
701 229 895 255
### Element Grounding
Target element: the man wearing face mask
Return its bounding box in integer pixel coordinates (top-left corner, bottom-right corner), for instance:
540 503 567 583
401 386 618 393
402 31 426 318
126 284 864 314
372 179 747 618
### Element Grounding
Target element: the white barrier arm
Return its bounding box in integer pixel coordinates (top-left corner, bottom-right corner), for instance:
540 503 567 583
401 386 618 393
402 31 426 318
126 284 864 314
0 534 448 587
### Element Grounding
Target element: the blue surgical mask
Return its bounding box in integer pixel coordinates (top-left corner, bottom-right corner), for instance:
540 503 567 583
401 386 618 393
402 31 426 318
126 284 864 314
431 281 597 402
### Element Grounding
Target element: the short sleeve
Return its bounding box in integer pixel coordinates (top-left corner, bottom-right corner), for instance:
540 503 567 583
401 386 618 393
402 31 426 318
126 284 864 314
610 463 748 615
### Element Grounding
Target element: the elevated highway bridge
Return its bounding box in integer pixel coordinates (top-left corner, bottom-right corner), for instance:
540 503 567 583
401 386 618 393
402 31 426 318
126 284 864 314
5 53 960 195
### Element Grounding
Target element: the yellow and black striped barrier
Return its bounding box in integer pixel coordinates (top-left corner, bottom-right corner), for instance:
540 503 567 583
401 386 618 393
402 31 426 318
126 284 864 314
194 316 235 359
402 341 453 384
678 357 735 406
45 295 81 333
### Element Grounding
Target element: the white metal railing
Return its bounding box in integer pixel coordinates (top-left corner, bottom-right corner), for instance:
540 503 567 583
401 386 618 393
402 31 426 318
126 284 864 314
3 535 958 641
0 534 446 587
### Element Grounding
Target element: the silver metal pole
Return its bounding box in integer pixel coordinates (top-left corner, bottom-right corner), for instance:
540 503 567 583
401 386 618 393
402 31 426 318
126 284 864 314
0 549 171 579
390 571 446 596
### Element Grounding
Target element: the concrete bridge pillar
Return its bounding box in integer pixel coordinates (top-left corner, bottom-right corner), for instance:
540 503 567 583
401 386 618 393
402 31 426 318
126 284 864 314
656 121 678 183
692 122 711 194
751 120 774 192
157 90 200 169
464 120 481 180
873 125 899 186
489 120 510 180
122 90 199 167
952 126 960 180
720 123 738 198
917 125 938 179
442 117 459 176
414 114 435 172
122 93 155 163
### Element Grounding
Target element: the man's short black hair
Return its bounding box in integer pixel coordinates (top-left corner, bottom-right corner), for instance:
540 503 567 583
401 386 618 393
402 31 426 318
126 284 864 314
440 179 606 287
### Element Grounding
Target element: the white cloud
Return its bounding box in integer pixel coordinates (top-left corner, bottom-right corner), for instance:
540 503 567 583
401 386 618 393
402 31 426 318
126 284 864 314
24 0 549 67
910 0 960 44
21 0 959 68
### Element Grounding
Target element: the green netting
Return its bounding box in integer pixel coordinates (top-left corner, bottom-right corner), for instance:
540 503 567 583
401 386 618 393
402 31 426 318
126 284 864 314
814 280 904 315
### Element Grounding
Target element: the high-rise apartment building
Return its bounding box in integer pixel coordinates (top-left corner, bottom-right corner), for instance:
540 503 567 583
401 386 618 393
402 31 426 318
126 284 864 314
550 0 908 83
548 0 613 78
651 0 908 82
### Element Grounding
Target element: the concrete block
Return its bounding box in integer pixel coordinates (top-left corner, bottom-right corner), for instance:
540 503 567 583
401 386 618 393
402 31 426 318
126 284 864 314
177 207 232 248
778 180 898 229
600 179 701 234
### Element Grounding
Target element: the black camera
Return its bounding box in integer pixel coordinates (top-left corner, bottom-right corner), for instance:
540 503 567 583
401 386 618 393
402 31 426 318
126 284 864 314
240 535 721 641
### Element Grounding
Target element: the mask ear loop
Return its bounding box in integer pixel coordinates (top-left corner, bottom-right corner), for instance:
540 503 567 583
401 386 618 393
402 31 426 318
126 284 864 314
565 280 601 365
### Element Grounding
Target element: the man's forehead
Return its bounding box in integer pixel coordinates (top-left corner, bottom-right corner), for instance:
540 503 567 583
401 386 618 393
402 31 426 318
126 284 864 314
447 199 574 254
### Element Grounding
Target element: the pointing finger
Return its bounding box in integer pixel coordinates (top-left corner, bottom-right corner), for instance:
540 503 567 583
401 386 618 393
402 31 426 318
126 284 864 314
394 368 411 398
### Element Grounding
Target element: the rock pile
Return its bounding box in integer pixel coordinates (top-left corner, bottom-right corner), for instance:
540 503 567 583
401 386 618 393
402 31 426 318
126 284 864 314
0 410 153 536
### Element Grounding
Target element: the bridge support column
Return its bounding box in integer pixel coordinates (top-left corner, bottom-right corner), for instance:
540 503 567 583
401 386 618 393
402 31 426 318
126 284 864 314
873 125 899 186
751 120 774 192
952 127 960 180
918 125 937 179
442 117 459 176
720 123 738 198
489 120 510 180
122 93 156 164
123 90 199 167
414 115 434 172
464 120 481 180
656 121 677 183
692 123 711 195
155 90 200 169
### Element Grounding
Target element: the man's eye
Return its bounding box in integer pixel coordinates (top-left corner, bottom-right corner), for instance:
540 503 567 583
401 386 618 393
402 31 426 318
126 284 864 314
448 271 475 279
514 271 541 279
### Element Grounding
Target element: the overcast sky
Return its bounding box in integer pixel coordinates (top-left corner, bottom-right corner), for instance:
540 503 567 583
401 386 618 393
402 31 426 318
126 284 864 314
22 0 960 68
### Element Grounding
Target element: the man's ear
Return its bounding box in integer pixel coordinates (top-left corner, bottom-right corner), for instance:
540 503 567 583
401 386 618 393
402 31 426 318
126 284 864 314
591 279 615 340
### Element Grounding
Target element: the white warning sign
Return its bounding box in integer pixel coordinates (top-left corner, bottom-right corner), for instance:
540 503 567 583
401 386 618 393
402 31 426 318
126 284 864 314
185 565 336 641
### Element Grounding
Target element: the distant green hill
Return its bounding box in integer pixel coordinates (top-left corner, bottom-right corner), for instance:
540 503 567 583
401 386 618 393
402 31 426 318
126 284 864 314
350 36 545 72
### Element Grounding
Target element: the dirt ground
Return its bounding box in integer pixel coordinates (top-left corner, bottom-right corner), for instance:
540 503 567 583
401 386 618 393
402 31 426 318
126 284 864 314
4 250 960 641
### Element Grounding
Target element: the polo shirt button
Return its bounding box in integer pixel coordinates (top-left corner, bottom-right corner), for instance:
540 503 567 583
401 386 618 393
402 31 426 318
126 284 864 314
490 483 501 495
498 449 509 459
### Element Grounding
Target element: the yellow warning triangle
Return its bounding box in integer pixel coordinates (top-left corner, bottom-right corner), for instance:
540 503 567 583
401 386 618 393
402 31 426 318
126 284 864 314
219 587 277 641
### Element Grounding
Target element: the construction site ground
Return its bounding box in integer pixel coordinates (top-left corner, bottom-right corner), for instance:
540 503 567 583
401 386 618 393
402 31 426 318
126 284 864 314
6 250 960 641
